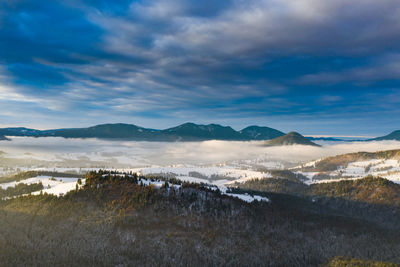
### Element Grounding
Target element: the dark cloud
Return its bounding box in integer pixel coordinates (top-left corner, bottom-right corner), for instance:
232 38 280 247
0 0 399 134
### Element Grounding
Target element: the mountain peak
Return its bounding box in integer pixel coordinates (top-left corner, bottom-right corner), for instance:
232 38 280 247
371 130 400 141
240 125 285 140
265 131 321 147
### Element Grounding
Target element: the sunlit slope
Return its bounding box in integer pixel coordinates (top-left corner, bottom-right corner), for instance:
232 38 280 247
297 149 400 183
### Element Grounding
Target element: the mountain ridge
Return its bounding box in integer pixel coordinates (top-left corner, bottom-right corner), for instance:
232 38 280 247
0 123 286 141
371 130 400 141
265 131 321 147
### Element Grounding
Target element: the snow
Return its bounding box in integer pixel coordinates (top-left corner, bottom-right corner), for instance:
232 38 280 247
136 165 271 187
224 192 270 203
0 176 84 197
297 158 400 185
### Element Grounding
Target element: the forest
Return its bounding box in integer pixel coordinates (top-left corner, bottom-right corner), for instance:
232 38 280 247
0 171 399 266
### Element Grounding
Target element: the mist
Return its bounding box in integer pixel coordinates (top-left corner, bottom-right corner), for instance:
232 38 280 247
1 137 400 168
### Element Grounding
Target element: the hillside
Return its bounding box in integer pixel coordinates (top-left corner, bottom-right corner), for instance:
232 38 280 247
235 173 400 207
163 122 243 140
47 123 166 140
239 126 285 140
296 148 400 182
0 123 286 141
310 176 400 206
371 130 400 141
265 132 321 147
1 171 400 266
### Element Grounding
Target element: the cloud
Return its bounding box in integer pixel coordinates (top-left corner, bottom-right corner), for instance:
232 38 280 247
299 54 400 84
2 137 400 167
0 0 400 133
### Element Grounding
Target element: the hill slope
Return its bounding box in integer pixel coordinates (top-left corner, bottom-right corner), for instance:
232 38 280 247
48 123 165 140
265 132 321 147
372 130 400 141
295 148 400 183
162 123 243 140
239 125 285 140
1 171 400 266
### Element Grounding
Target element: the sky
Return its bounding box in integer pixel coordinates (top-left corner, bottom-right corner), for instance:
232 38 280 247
0 0 400 136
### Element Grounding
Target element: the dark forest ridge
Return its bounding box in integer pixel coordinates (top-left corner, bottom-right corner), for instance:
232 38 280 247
370 130 400 141
265 132 321 147
1 123 398 142
0 123 285 141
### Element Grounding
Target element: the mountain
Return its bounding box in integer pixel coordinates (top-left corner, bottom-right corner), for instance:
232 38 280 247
239 126 285 140
265 132 321 147
0 127 43 137
0 135 9 141
371 130 400 141
47 123 165 140
162 123 243 141
0 123 285 141
306 136 343 141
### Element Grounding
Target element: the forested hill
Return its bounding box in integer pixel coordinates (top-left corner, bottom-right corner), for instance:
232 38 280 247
0 171 399 266
265 132 321 147
0 123 286 141
371 130 400 141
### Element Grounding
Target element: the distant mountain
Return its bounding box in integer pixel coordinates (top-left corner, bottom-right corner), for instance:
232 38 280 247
47 123 165 140
306 136 343 141
371 130 400 141
265 132 321 147
0 123 285 141
0 127 43 137
0 135 10 141
239 126 285 140
163 123 243 141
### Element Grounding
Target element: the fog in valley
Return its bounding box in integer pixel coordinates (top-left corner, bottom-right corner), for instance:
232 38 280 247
1 137 400 171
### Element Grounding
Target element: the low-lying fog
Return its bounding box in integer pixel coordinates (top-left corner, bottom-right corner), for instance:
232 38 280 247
1 137 400 170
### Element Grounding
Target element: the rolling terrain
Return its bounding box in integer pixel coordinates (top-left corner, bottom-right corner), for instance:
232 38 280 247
1 171 399 266
296 149 400 183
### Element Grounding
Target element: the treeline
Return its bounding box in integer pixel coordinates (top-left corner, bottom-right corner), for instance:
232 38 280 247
0 182 43 198
235 174 400 207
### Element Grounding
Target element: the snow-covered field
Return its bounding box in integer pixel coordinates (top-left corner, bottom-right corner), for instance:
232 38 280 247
0 173 269 203
298 158 400 184
1 137 400 199
0 176 84 197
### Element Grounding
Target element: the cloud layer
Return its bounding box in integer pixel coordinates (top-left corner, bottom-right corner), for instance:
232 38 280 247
0 0 400 135
3 137 400 167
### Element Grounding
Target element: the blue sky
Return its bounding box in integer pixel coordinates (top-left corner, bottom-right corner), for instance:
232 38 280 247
0 0 400 136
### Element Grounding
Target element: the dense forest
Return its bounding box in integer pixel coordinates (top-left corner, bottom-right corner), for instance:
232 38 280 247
0 171 399 266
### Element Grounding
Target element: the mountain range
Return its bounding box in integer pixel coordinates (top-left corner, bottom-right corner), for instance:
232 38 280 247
0 123 286 142
1 123 399 143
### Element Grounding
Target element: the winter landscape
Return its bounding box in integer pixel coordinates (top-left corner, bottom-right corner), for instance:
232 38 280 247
2 0 400 266
1 125 400 266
